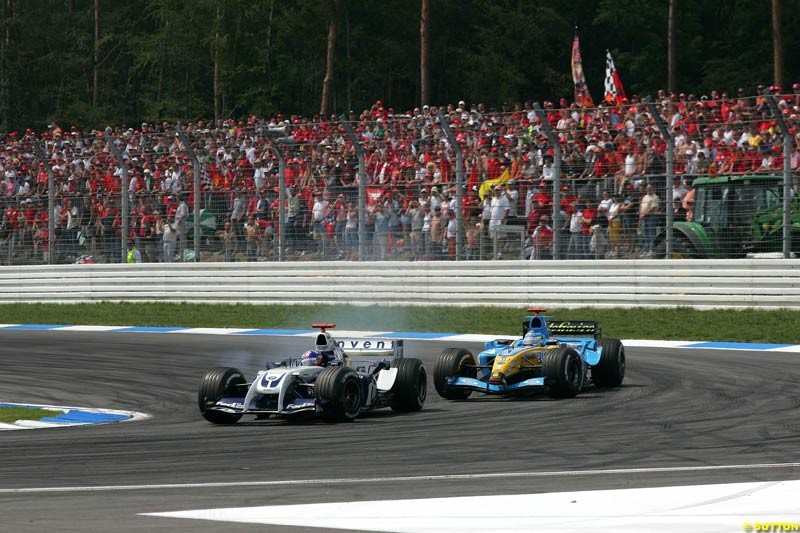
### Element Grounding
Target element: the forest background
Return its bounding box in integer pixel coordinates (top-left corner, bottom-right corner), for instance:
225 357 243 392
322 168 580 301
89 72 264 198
0 0 795 131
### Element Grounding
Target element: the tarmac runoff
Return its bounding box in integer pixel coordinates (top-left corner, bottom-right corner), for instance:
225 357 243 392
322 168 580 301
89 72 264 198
1 325 797 430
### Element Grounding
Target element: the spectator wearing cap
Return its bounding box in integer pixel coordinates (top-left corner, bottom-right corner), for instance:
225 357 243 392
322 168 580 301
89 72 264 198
62 198 80 260
126 239 142 263
429 204 445 261
174 193 189 259
428 186 442 211
524 181 542 218
526 195 551 236
563 146 585 179
370 202 389 260
230 189 247 253
638 183 659 257
488 184 511 258
311 191 330 254
159 213 177 262
243 214 260 261
528 214 553 260
215 220 236 262
682 179 696 222
606 193 624 257
504 179 519 216
332 194 347 256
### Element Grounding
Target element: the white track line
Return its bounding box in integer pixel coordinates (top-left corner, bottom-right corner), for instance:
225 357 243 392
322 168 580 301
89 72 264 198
142 480 800 533
3 462 800 494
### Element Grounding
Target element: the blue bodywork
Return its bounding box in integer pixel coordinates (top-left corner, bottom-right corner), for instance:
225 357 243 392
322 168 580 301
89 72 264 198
446 312 604 395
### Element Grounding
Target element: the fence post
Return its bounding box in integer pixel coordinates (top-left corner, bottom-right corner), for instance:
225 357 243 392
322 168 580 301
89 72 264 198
437 110 464 260
176 126 201 262
266 142 286 261
340 115 366 261
104 130 129 263
533 103 561 259
31 138 55 265
764 92 793 258
644 97 674 258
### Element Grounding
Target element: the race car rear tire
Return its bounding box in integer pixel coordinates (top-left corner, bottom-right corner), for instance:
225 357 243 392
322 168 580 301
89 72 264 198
434 348 476 400
198 367 246 424
542 346 583 398
315 366 363 422
593 338 625 388
390 358 427 412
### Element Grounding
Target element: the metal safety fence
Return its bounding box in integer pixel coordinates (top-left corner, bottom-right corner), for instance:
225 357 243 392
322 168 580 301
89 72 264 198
1 92 798 265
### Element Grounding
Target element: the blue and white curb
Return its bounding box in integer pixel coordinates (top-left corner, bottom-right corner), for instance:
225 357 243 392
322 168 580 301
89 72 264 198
1 323 799 352
0 402 150 431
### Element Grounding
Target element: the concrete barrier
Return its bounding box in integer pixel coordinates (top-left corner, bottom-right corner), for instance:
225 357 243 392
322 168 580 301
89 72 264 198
0 259 799 309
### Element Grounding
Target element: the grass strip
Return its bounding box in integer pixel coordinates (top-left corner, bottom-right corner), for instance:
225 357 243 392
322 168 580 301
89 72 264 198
0 406 62 424
0 303 798 344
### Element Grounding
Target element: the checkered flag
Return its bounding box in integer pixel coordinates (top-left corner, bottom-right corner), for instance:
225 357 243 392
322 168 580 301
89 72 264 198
604 50 627 106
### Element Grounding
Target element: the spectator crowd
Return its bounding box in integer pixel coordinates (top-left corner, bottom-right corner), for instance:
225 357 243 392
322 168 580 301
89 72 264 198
2 84 800 264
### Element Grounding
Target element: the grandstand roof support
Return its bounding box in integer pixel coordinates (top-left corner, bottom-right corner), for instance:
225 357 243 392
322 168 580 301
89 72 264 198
437 110 464 260
533 103 562 259
104 130 129 264
176 126 201 262
764 92 792 259
645 97 675 257
340 115 366 261
31 138 55 265
266 142 287 262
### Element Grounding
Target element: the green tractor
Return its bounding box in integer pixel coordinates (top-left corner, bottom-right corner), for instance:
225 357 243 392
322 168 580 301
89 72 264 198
655 175 800 258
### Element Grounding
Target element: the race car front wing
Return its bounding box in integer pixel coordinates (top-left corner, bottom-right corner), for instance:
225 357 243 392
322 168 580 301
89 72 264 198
446 376 546 394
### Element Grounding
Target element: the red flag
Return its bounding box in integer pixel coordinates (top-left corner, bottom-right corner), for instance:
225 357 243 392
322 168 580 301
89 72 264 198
571 35 594 107
604 50 627 106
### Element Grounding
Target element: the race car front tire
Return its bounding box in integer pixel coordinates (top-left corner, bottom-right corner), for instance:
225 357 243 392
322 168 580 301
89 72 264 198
593 338 625 388
542 346 583 398
198 367 247 424
434 348 477 400
315 366 363 422
390 358 427 412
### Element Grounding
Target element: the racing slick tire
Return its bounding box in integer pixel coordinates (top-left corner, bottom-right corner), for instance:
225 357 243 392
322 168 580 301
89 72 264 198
434 348 477 400
315 366 363 422
542 346 583 398
390 358 427 412
593 338 626 388
198 367 247 424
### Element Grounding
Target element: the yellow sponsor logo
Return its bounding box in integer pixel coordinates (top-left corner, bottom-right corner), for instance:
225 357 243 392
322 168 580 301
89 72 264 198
744 522 800 531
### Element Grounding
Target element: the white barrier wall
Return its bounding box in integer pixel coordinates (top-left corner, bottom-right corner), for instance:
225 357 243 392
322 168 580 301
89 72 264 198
0 259 799 309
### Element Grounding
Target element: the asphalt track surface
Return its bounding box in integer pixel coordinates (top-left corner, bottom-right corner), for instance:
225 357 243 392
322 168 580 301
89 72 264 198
1 330 799 532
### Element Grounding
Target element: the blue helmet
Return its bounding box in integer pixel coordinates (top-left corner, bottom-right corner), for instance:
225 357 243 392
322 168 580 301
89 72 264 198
523 331 544 347
300 350 324 367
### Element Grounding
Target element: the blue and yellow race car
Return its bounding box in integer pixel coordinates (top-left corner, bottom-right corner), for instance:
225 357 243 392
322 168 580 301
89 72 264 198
434 308 624 400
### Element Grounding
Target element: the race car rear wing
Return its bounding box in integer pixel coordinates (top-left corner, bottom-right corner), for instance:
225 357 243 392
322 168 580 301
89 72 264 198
337 338 403 359
546 320 602 339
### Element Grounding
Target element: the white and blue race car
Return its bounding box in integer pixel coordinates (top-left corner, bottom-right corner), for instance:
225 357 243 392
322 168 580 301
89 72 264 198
198 324 427 423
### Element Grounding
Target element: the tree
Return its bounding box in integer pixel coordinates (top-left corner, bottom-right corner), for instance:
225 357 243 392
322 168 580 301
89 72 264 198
93 0 100 108
420 0 430 105
772 0 783 88
320 0 339 115
667 0 677 93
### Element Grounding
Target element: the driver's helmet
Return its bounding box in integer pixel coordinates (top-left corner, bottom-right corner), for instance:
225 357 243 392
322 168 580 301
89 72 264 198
299 350 324 367
522 331 544 347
